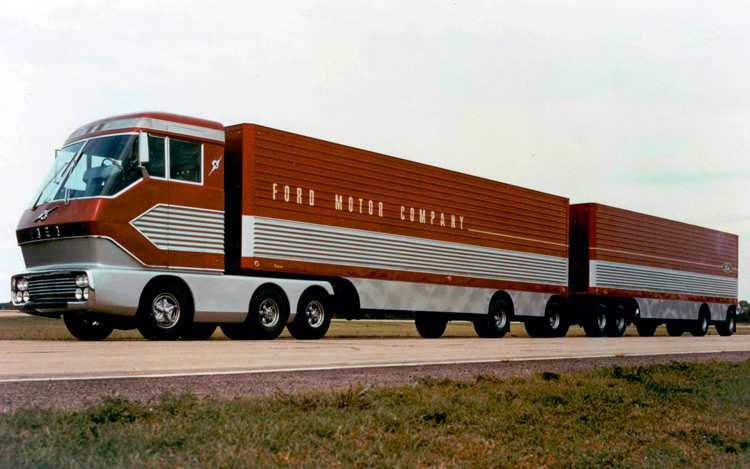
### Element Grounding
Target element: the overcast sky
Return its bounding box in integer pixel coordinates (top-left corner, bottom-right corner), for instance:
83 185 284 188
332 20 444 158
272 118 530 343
0 1 747 300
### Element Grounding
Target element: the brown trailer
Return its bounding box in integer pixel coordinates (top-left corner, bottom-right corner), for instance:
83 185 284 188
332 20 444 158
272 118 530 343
224 124 571 338
569 203 738 337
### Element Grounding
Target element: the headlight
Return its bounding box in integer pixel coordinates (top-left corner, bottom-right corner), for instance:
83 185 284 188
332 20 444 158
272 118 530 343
17 278 28 291
15 291 23 303
10 277 16 290
22 291 30 302
75 288 83 301
76 274 89 288
83 288 89 300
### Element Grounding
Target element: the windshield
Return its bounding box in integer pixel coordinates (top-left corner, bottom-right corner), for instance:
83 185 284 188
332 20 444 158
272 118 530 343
31 134 142 208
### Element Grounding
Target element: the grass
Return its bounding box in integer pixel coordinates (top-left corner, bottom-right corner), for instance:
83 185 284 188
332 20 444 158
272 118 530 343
0 314 745 341
1 361 749 467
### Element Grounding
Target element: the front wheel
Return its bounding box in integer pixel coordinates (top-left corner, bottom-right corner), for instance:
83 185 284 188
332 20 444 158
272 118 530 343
474 299 510 338
63 313 114 341
415 312 447 338
288 288 332 340
137 282 192 340
181 323 217 340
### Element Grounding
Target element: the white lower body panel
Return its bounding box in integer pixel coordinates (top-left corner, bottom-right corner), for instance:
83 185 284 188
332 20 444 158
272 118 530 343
635 297 734 322
349 277 552 318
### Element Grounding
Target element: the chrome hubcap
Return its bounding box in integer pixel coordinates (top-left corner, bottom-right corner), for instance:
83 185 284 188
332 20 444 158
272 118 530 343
152 293 180 328
493 308 507 330
305 300 325 328
548 312 561 329
615 316 625 330
259 299 280 327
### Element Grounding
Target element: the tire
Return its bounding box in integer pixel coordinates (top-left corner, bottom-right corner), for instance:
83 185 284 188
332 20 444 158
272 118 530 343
288 288 332 340
605 304 627 337
583 304 607 337
137 281 192 341
474 299 510 338
690 310 710 337
243 286 289 340
524 301 570 338
63 313 114 341
415 312 447 338
666 321 684 337
716 309 736 337
181 323 217 340
635 320 658 337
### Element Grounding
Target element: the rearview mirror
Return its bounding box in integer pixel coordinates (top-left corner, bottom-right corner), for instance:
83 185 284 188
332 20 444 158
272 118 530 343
138 131 149 165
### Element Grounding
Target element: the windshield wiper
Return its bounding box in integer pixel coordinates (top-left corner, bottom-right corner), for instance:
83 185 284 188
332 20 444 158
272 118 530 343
32 158 73 210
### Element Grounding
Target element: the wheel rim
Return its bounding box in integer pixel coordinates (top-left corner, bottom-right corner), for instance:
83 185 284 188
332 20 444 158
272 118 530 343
305 300 325 328
151 293 180 328
259 298 280 327
701 316 708 331
729 316 736 331
492 307 507 330
596 313 606 330
615 315 625 330
548 311 561 330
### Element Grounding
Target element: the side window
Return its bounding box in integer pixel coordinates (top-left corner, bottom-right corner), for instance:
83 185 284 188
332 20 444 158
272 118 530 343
146 135 166 178
170 139 202 183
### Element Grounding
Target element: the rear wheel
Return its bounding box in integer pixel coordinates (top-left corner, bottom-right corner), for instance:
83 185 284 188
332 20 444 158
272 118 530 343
63 313 114 341
605 304 627 337
690 310 710 337
288 288 332 340
716 309 737 337
583 303 607 337
635 320 658 337
666 321 684 337
525 300 570 338
474 299 510 338
415 312 447 338
137 281 192 340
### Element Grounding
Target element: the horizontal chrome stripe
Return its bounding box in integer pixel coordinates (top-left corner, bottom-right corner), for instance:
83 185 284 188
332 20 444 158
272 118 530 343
243 216 568 286
131 204 224 254
67 117 225 144
591 260 737 299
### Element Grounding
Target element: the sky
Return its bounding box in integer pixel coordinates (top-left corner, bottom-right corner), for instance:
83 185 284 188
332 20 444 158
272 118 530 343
0 0 748 300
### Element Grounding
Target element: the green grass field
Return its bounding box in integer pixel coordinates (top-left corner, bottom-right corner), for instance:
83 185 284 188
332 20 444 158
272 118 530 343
0 314 745 341
1 361 749 467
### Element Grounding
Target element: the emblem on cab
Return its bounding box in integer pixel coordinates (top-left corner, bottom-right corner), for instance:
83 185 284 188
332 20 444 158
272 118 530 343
35 206 58 222
722 263 732 273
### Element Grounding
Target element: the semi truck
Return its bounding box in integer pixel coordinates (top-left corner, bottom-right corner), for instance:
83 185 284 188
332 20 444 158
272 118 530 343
10 112 738 340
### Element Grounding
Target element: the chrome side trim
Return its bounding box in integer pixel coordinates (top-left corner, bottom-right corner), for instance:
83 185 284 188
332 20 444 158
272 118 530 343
243 216 568 286
131 204 225 255
591 260 737 299
67 117 225 144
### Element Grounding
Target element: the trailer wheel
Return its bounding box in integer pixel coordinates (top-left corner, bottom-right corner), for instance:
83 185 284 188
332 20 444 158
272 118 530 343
635 320 658 337
288 288 332 340
604 304 627 337
137 281 192 341
716 308 736 337
690 310 710 337
63 313 114 341
474 299 510 338
582 303 607 337
181 323 217 340
525 300 570 338
244 286 289 340
415 312 447 339
666 321 684 337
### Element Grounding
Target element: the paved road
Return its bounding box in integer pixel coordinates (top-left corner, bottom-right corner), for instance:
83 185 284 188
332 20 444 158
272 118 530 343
2 335 750 382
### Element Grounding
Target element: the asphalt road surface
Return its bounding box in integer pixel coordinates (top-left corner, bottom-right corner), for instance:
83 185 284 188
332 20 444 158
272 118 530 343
3 335 750 382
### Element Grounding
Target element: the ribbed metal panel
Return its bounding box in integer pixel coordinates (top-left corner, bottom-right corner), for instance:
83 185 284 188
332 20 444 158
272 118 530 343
27 274 78 302
245 216 568 286
592 260 737 298
131 204 224 254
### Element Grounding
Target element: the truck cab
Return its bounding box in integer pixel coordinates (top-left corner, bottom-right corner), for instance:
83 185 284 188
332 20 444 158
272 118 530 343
11 113 334 341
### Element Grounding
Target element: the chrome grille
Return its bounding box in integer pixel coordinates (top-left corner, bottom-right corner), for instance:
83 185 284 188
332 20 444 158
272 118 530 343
27 273 78 302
